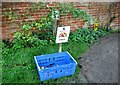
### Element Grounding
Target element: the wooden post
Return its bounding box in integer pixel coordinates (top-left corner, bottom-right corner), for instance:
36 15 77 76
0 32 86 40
53 19 57 36
59 43 62 52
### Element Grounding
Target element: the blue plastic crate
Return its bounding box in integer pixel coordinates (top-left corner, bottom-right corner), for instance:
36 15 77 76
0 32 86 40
34 52 77 81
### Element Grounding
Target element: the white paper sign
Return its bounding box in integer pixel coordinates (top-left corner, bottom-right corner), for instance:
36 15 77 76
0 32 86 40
56 26 70 43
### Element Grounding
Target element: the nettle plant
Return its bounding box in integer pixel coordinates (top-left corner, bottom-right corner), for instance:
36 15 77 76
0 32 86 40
69 28 107 43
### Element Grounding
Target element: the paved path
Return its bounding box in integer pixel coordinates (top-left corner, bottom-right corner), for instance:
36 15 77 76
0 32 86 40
79 33 119 83
63 33 119 84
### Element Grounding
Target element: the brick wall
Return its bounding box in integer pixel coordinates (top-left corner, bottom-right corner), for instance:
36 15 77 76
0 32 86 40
0 2 2 40
1 2 120 40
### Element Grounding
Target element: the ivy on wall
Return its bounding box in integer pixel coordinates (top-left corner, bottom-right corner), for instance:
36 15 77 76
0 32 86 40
3 2 93 30
3 2 95 43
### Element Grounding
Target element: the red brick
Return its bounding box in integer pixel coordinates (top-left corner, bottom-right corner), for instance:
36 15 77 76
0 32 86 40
1 2 119 40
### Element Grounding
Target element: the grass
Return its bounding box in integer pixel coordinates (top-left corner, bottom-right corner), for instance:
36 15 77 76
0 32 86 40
2 41 89 83
0 46 2 85
2 28 113 84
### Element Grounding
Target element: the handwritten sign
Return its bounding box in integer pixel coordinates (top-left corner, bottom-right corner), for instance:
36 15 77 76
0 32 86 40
56 26 70 43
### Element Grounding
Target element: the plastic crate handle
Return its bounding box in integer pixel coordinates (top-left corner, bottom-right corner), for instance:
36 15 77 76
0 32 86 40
34 56 40 71
67 52 77 65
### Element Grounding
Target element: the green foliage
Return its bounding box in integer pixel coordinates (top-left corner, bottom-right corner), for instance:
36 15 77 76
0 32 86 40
69 28 108 43
58 3 74 14
12 32 48 49
2 41 88 83
4 2 93 30
57 3 93 23
37 31 56 45
2 47 42 83
1 40 11 57
72 8 93 24
12 24 48 50
2 26 115 83
31 17 53 30
0 40 6 48
5 10 18 20
2 2 112 83
21 24 32 31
